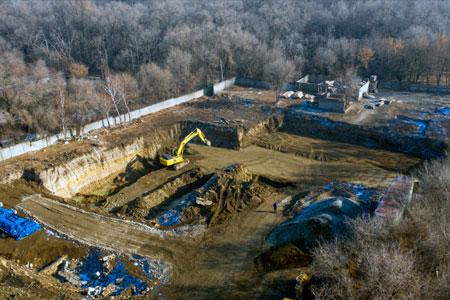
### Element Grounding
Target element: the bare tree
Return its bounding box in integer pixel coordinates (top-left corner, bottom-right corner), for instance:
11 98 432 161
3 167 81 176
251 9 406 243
104 75 124 125
137 63 173 104
166 48 192 94
263 48 295 102
114 73 138 122
56 89 67 139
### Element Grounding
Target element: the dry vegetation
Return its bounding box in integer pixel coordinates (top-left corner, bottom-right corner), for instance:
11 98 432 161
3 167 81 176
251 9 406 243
310 157 450 299
1 0 450 143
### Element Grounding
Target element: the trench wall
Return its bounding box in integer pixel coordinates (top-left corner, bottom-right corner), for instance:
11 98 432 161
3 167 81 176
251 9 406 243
282 110 447 159
381 81 450 94
181 120 244 150
40 125 183 198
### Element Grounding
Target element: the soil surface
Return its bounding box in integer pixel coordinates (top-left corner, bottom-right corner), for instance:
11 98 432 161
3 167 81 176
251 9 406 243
18 192 290 299
0 86 439 299
15 132 418 299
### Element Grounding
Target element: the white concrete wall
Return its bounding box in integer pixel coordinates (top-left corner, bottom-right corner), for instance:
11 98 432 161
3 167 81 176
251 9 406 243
0 78 236 161
357 81 370 101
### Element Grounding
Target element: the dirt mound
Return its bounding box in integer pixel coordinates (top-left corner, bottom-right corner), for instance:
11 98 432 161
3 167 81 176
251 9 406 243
114 168 205 222
255 243 311 272
182 164 272 226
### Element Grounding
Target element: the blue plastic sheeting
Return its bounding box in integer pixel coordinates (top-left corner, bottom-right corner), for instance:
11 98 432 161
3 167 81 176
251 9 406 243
397 116 428 136
157 192 197 226
158 209 182 227
131 255 168 282
131 254 170 297
0 207 41 240
157 190 198 227
157 173 220 227
319 118 337 128
323 182 377 203
77 250 147 297
436 107 450 116
293 102 323 113
349 184 377 202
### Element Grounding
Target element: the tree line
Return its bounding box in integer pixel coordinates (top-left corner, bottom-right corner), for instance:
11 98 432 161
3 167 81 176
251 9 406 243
1 0 449 142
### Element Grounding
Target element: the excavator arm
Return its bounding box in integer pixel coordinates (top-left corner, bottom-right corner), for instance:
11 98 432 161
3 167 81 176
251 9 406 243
160 128 211 168
174 128 211 157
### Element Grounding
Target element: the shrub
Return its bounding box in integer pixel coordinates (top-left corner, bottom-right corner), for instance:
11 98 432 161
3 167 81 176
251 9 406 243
310 158 450 299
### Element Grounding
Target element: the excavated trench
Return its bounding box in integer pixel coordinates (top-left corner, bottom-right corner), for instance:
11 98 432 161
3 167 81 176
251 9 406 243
8 101 445 298
30 107 443 224
1 91 447 298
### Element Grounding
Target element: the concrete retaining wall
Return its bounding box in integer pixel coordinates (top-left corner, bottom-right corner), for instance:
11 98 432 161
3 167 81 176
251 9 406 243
0 78 236 162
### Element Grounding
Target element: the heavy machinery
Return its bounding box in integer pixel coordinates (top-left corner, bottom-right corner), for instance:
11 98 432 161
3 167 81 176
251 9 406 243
159 128 211 169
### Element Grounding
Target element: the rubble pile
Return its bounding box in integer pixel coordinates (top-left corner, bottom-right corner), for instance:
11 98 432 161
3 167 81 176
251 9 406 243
183 164 271 226
56 249 170 298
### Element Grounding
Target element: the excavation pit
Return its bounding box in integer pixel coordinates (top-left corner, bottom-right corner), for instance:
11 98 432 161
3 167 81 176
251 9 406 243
0 87 444 299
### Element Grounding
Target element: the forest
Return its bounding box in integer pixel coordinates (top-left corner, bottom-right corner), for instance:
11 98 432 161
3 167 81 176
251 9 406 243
1 0 450 143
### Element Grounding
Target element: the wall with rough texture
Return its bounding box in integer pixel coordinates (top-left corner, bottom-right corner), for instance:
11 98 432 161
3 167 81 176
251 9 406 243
282 110 447 159
382 81 450 94
40 125 182 198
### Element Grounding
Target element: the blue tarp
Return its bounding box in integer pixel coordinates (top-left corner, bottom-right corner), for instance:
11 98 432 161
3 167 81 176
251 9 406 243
77 250 147 297
0 207 41 240
436 107 450 116
397 115 428 136
323 182 377 203
158 209 182 227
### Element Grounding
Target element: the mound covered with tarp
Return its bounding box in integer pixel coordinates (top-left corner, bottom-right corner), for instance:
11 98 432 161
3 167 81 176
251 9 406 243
265 196 369 252
257 183 381 271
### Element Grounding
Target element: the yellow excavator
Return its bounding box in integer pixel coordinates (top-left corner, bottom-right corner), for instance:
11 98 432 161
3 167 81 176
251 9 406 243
159 128 211 169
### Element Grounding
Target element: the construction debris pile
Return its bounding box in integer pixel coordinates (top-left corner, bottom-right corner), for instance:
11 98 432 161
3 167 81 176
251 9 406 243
115 168 207 223
113 165 273 229
56 249 170 298
182 164 272 226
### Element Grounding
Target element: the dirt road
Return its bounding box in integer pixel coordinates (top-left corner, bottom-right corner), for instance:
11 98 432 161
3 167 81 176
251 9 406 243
18 193 288 299
166 194 287 299
18 195 189 262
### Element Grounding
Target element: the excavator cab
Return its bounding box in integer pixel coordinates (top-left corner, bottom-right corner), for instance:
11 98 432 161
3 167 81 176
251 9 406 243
159 128 211 170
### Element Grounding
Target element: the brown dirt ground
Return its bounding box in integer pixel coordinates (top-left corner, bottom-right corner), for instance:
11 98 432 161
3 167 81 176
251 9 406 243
14 133 419 299
0 86 429 299
188 142 418 189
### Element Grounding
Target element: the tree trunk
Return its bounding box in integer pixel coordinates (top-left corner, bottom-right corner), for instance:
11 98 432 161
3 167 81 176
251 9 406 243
105 111 111 128
219 59 224 82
